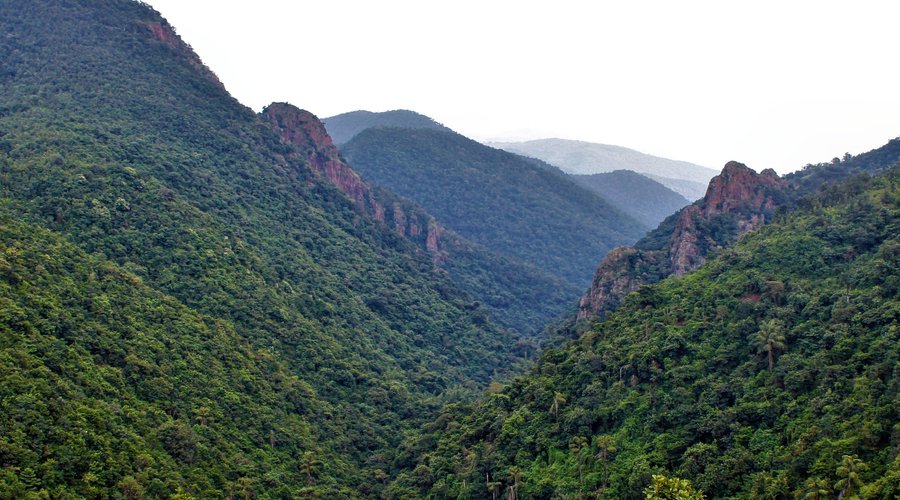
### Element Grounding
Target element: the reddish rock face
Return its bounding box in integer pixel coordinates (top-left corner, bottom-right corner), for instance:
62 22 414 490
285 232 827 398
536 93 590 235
261 103 448 257
578 161 788 320
702 161 785 217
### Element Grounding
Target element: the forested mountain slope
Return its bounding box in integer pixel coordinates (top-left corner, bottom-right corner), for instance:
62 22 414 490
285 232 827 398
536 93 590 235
0 0 533 495
262 103 576 336
387 167 900 499
340 127 648 290
323 109 452 145
577 137 900 323
579 162 789 320
571 170 689 228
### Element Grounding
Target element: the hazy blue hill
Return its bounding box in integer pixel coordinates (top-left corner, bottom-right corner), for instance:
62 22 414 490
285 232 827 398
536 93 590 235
323 109 452 145
571 170 689 227
491 138 718 200
387 167 900 499
0 0 532 495
340 127 649 290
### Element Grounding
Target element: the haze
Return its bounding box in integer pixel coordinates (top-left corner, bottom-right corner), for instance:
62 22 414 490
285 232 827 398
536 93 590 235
143 0 900 174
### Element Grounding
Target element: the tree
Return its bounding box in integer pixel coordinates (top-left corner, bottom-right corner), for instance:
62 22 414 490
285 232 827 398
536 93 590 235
800 477 830 499
644 474 705 500
507 466 523 500
486 473 501 500
569 435 589 494
593 434 617 490
834 454 865 499
298 451 322 486
550 392 566 419
753 319 787 371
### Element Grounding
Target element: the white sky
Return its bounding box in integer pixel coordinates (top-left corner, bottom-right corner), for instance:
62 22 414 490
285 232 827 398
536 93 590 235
144 0 900 174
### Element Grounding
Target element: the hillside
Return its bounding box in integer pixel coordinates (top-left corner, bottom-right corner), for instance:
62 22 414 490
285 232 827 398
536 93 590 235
340 127 648 291
490 138 718 200
0 0 537 496
262 102 576 336
579 162 789 320
571 170 689 228
387 167 900 499
323 109 452 145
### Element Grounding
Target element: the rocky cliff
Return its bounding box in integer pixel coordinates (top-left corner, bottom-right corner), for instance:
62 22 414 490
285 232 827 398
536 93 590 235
578 161 787 319
262 103 448 257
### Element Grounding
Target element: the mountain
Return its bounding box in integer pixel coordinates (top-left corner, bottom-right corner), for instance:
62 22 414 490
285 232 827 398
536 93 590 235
570 170 690 228
785 137 900 195
490 138 718 200
323 109 452 145
577 135 900 323
0 1 542 496
339 127 649 291
262 102 575 336
579 162 789 320
387 166 900 499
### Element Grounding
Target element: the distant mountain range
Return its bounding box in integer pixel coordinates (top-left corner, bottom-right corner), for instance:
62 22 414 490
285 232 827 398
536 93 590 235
570 170 689 228
490 138 718 200
323 109 451 145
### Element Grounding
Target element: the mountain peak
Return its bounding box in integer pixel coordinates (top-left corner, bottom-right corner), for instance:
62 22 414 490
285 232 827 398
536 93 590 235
579 161 789 318
323 109 451 144
702 161 785 217
264 102 337 154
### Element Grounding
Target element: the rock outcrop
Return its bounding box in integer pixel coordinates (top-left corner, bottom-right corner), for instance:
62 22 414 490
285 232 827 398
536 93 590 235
578 161 787 320
262 103 448 258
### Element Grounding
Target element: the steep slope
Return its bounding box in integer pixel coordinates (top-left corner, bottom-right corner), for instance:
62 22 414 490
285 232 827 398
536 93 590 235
490 138 718 200
571 170 689 228
388 167 900 499
340 127 648 290
579 162 788 320
0 0 530 495
323 109 452 145
262 102 576 335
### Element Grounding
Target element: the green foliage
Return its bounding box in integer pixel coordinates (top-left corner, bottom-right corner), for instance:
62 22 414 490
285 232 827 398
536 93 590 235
390 168 900 498
0 0 535 496
340 127 647 289
644 475 705 500
572 170 690 228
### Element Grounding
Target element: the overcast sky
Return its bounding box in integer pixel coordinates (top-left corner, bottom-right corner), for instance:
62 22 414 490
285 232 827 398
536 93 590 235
144 0 899 174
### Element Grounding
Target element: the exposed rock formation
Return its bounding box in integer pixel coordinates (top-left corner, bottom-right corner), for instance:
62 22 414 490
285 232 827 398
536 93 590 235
578 161 787 320
262 103 448 258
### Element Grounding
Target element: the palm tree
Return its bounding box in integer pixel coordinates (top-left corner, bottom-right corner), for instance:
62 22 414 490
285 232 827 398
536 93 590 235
550 392 566 419
593 434 617 490
753 319 787 371
298 451 322 486
800 477 829 499
507 466 523 500
834 454 866 499
569 436 589 494
486 472 501 500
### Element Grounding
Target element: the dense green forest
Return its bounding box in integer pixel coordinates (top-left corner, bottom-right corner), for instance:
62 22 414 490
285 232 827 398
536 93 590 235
263 103 577 337
0 0 535 496
2 1 899 498
385 168 900 498
340 127 647 290
570 171 689 228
